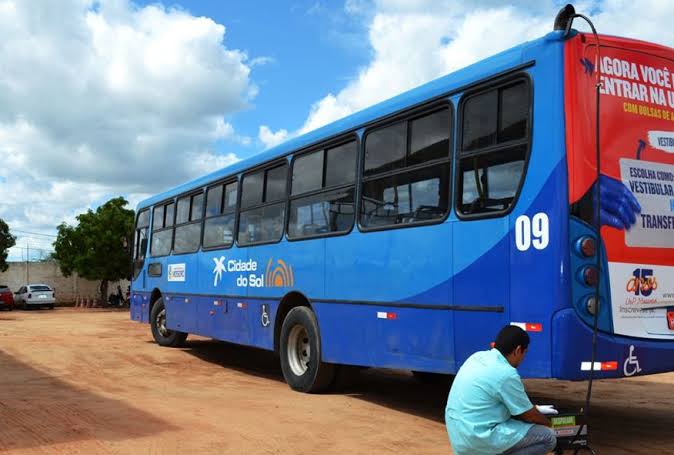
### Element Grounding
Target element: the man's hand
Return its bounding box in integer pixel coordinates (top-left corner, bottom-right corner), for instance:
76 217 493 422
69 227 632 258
514 406 552 427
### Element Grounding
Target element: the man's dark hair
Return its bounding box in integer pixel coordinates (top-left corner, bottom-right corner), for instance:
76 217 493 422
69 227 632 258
495 325 530 356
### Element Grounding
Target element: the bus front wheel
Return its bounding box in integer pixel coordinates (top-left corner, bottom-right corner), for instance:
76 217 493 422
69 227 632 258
150 297 188 347
279 307 334 393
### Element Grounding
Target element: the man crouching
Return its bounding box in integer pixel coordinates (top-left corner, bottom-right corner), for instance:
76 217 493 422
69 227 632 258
445 325 556 455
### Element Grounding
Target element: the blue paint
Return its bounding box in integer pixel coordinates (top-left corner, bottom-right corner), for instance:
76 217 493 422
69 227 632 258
130 30 674 381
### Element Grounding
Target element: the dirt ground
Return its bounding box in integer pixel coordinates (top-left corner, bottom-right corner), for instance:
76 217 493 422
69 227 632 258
1 309 673 454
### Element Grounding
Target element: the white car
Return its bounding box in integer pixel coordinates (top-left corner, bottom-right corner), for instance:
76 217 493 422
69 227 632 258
15 284 55 310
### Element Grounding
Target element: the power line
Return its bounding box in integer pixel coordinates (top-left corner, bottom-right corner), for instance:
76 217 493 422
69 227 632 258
10 229 57 238
9 235 54 243
8 246 54 252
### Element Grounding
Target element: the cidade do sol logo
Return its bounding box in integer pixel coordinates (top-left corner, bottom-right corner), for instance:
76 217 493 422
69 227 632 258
626 268 658 297
212 256 294 289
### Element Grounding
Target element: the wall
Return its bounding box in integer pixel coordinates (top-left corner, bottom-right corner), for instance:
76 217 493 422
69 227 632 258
0 260 129 303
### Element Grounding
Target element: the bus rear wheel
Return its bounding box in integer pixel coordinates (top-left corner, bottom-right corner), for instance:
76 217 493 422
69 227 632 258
150 297 187 347
280 307 334 393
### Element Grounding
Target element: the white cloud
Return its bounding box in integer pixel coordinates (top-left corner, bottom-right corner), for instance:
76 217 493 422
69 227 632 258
0 0 258 258
250 56 275 67
299 0 674 134
258 125 289 149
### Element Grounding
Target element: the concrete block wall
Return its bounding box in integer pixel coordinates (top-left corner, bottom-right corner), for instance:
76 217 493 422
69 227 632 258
0 261 129 303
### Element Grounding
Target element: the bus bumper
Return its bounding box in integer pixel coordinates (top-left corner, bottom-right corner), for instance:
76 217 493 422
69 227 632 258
553 308 674 380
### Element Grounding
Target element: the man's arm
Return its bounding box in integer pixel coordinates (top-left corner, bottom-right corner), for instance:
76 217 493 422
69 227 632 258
514 407 552 427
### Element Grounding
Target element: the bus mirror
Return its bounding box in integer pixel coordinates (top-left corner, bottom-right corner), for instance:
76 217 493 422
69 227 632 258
553 4 575 32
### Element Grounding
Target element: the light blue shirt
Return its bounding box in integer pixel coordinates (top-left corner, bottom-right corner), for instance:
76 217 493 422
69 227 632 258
445 349 534 455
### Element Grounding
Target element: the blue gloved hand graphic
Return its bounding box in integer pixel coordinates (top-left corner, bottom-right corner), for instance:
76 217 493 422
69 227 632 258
595 175 641 230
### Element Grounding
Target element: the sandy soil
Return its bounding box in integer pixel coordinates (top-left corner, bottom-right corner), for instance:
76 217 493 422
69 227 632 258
0 308 673 454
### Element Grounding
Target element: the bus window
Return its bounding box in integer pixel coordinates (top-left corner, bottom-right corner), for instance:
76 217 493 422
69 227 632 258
204 181 237 249
360 107 451 229
191 193 204 220
164 202 175 227
325 141 357 187
292 150 323 195
458 80 530 216
409 109 451 166
152 205 164 230
176 196 191 224
241 170 264 208
364 122 406 177
133 209 150 279
205 184 223 217
288 140 357 239
174 192 204 254
361 164 449 227
238 163 288 245
150 201 174 257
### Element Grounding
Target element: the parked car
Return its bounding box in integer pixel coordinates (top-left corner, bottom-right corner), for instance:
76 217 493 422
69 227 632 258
15 284 55 310
0 285 14 311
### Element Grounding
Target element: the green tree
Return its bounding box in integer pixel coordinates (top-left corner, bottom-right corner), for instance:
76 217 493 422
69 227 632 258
53 197 134 301
0 219 16 272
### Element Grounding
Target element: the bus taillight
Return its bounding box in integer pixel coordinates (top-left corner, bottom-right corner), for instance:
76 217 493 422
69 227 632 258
582 266 599 287
577 236 596 257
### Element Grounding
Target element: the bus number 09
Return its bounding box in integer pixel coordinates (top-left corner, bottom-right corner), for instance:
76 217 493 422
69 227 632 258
515 213 549 251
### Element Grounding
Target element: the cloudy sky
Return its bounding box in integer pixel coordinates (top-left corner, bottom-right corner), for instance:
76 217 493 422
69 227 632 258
3 0 674 260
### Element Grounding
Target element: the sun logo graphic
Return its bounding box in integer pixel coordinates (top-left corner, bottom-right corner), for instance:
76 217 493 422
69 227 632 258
265 258 294 288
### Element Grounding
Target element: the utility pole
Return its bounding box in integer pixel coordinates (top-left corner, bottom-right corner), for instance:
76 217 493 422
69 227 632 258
26 243 29 284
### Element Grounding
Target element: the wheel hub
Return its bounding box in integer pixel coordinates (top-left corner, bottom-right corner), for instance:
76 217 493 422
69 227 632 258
156 308 171 337
287 325 310 376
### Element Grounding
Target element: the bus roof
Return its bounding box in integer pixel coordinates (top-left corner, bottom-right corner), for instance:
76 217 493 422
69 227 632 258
138 31 564 210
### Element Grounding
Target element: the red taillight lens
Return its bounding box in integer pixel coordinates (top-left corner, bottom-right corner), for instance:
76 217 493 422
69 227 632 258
667 309 674 330
580 237 596 257
583 266 599 287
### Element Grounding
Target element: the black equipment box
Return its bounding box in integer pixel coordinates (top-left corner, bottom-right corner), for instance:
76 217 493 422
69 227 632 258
551 412 589 454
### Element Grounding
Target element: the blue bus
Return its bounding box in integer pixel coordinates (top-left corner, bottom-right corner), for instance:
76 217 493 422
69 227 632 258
131 23 674 392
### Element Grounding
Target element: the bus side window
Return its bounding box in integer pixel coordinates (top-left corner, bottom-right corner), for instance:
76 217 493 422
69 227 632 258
174 192 204 254
204 181 237 249
458 79 530 216
360 107 451 229
151 201 174 257
288 140 357 240
238 163 288 246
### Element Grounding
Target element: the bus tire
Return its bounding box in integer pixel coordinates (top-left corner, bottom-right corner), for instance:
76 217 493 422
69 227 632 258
150 297 188 347
279 306 334 393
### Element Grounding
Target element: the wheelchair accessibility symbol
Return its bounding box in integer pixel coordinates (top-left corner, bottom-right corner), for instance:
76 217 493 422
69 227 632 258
623 345 642 377
261 304 270 328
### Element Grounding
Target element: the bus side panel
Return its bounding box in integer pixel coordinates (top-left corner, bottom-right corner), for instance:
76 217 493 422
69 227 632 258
244 238 325 300
508 160 569 378
452 218 511 365
509 43 568 378
320 223 455 371
325 224 452 303
244 299 276 350
131 292 148 322
315 303 454 372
